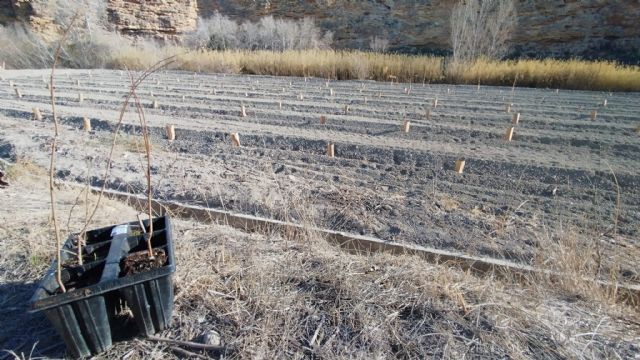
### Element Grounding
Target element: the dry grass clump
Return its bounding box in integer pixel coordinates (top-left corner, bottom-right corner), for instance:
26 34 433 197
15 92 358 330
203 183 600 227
113 220 637 359
530 226 638 305
448 58 640 91
2 157 47 181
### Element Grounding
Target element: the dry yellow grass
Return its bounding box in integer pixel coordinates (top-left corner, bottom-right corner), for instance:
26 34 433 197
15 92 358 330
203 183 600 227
103 47 640 91
448 58 640 91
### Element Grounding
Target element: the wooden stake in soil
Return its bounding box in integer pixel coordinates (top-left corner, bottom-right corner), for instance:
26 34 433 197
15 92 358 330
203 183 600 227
76 79 80 86
78 93 84 103
230 132 241 147
320 115 327 124
455 159 466 174
9 80 14 88
603 99 608 107
512 112 520 124
329 88 334 96
278 101 282 109
152 100 159 109
402 120 411 133
241 105 247 117
344 105 350 114
505 126 515 141
166 125 175 141
433 98 438 108
505 104 512 113
327 143 335 158
590 110 597 120
14 88 21 98
82 117 91 132
32 107 43 121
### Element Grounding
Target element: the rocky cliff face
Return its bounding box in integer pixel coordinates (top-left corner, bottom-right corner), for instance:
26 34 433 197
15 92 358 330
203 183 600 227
107 0 198 40
1 0 199 41
1 0 59 38
197 0 640 62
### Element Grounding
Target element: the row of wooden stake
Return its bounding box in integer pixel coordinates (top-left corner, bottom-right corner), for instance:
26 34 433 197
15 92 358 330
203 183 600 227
21 81 610 177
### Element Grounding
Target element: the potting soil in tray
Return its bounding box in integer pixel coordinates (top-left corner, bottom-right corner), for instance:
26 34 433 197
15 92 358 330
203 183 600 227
120 248 167 276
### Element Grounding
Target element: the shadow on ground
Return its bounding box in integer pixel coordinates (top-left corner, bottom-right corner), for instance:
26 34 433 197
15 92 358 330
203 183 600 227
0 281 66 359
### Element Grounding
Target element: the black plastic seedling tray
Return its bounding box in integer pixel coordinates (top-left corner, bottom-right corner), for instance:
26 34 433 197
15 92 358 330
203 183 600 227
29 215 175 358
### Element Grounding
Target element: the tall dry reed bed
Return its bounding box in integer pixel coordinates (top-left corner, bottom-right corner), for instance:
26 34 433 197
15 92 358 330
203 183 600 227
109 48 640 92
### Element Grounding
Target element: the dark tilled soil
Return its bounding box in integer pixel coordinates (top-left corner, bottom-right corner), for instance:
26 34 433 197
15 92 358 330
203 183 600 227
120 248 167 276
0 69 638 278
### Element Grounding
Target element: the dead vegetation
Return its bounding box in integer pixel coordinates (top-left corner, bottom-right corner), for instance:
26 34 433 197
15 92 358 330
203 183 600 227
1 28 639 91
1 155 639 359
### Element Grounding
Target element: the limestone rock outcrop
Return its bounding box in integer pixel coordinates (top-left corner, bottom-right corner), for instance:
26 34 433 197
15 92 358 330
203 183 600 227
107 0 198 40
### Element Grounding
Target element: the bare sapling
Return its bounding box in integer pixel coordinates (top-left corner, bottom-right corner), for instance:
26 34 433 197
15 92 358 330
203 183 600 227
75 56 177 263
50 12 80 292
129 75 156 258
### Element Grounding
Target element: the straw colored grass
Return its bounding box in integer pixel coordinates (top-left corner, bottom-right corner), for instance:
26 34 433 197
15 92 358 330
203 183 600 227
112 48 640 91
448 58 640 91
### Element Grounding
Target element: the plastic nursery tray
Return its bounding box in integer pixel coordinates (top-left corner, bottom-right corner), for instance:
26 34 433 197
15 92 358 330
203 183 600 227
28 215 175 358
